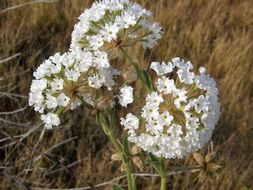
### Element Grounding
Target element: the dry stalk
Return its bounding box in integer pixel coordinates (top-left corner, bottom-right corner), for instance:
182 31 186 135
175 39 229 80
0 0 58 14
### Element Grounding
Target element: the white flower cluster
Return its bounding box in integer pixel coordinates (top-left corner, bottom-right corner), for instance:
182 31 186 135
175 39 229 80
121 58 220 159
29 51 119 129
70 0 162 54
29 0 163 129
118 85 134 107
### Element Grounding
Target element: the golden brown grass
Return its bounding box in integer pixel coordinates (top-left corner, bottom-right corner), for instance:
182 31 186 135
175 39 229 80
0 0 253 189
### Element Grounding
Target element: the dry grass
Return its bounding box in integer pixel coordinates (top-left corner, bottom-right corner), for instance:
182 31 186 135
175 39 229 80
0 0 253 189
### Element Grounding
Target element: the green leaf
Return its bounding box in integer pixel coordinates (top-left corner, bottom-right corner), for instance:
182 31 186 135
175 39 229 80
109 108 116 132
96 112 100 125
131 174 137 190
148 153 160 163
146 153 161 173
123 136 131 156
141 70 154 93
121 153 128 165
99 112 111 135
133 64 142 80
112 184 124 190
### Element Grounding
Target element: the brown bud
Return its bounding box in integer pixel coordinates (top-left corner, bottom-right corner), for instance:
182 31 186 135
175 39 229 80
193 152 205 166
206 163 221 172
95 94 113 111
120 164 126 172
103 41 120 59
123 67 137 83
205 152 216 163
132 156 144 171
111 153 121 161
131 145 141 155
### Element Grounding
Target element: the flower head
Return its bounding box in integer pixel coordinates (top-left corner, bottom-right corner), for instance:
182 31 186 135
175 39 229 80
121 58 220 159
70 0 162 57
29 51 118 128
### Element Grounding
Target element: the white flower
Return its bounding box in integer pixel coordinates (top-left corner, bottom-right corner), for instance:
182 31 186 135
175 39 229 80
41 113 60 129
177 68 194 84
150 61 173 75
29 79 47 113
33 60 51 79
174 59 194 84
46 94 58 109
118 85 134 107
64 68 80 82
121 57 220 159
120 113 139 137
98 67 119 90
145 92 164 107
88 35 104 50
28 91 45 113
62 52 75 67
51 79 64 91
142 23 162 49
50 53 63 64
93 51 110 68
76 51 93 72
141 104 159 121
30 79 47 93
88 74 104 89
115 12 136 28
57 93 70 107
103 0 127 11
167 124 183 137
159 111 174 127
173 88 188 108
50 62 62 74
192 95 210 113
101 23 119 42
156 76 175 94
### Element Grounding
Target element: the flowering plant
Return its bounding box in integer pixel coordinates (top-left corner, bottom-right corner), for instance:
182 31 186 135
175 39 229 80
29 0 221 189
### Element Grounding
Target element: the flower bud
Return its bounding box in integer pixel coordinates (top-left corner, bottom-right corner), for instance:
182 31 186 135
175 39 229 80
123 67 137 83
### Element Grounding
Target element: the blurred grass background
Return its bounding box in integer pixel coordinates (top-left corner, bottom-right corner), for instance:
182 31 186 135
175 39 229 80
0 0 253 189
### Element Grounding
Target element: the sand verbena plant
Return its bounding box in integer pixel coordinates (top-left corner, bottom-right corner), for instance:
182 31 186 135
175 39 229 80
29 0 221 189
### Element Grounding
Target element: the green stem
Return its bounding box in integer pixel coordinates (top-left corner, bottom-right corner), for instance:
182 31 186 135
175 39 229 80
97 111 135 189
159 157 167 190
119 47 153 93
160 176 167 190
119 46 138 68
108 132 135 190
126 162 135 190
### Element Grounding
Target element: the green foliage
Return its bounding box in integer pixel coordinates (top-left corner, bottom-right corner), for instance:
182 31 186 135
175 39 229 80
123 136 131 156
112 184 125 190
